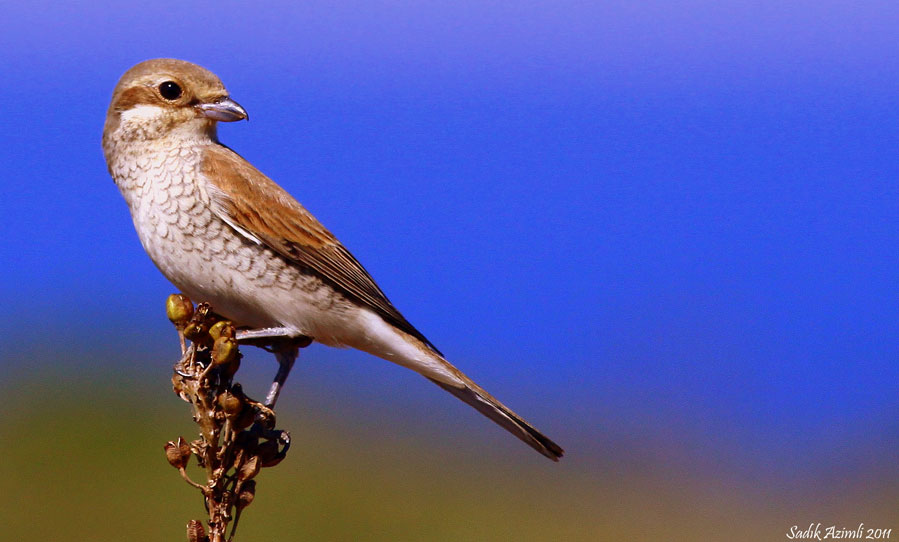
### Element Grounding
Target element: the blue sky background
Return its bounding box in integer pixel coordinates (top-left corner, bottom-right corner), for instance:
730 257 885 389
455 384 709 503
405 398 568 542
1 0 896 507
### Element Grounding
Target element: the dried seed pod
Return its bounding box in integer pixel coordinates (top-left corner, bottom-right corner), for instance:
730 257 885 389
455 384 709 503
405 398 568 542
231 383 247 397
193 302 212 322
164 441 182 468
233 406 255 431
186 519 208 542
166 294 194 327
237 454 260 481
177 436 191 462
217 390 244 420
164 436 192 469
254 405 276 430
256 438 283 468
237 480 256 510
183 322 210 342
223 355 241 379
209 320 235 341
164 438 189 469
212 336 238 366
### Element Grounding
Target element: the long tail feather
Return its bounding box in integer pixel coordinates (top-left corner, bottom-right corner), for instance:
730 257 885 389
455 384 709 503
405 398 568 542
428 377 564 461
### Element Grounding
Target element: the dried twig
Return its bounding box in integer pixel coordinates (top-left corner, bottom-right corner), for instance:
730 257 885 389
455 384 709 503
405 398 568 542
164 294 290 542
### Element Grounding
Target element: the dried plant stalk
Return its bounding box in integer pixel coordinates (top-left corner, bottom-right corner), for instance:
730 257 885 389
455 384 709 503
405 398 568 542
164 294 290 542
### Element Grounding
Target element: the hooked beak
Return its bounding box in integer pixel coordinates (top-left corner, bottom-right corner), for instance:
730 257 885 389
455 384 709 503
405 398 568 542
197 96 249 122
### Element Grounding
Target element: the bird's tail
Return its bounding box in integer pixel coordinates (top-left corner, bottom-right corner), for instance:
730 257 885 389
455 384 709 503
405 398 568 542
427 375 564 461
347 311 563 460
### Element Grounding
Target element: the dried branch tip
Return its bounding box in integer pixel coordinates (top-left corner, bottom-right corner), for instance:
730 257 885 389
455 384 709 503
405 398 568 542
166 293 293 542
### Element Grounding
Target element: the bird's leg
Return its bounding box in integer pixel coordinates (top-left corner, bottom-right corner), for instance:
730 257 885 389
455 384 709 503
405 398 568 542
265 346 297 407
235 328 312 407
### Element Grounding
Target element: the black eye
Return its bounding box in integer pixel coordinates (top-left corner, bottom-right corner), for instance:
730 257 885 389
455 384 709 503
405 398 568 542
159 81 182 100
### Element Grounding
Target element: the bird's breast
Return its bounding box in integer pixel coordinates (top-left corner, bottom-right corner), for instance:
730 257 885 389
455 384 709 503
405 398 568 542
110 141 353 337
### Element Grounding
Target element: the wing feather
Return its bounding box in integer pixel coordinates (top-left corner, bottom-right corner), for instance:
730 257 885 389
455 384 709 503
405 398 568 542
201 145 441 355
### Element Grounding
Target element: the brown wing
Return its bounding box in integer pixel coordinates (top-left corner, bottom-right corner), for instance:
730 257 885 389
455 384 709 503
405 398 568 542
201 144 441 355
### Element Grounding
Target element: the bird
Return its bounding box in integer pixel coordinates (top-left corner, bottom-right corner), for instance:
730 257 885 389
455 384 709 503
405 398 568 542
102 58 563 461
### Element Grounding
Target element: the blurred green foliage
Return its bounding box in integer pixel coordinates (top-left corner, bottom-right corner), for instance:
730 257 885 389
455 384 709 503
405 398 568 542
0 371 894 541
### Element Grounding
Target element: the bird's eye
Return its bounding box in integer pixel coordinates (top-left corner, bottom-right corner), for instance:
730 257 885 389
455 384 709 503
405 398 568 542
159 81 182 100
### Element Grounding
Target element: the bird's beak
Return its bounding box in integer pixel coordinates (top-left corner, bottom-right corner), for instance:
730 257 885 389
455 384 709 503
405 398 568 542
197 96 249 122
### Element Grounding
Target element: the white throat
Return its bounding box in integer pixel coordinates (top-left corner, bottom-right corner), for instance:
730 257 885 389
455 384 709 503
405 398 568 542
116 105 217 144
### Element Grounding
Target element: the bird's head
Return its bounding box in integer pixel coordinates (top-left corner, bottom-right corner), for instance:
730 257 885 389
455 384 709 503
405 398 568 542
103 58 247 149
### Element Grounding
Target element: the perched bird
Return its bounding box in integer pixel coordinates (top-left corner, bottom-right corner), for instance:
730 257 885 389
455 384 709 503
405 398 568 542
102 58 563 461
